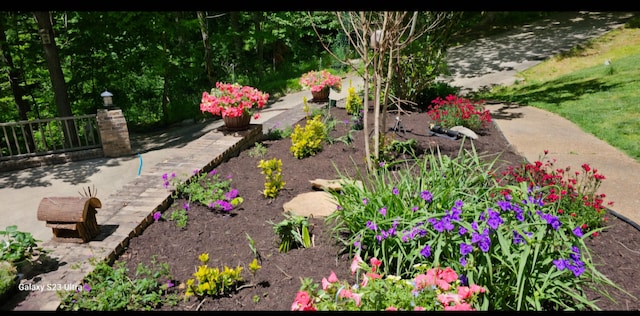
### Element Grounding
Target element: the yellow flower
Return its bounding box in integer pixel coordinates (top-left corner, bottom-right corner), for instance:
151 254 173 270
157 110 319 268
198 253 209 264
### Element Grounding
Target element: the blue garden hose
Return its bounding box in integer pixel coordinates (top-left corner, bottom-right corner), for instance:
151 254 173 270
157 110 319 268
137 153 143 176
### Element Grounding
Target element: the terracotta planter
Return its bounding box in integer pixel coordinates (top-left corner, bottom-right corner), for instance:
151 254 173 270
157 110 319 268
311 87 330 103
223 113 251 131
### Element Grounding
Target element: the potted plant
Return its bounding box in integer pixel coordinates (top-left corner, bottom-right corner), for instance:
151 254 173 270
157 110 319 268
299 69 342 102
200 82 270 131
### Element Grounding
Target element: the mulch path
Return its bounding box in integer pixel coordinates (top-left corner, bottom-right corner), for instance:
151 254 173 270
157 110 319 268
117 102 640 311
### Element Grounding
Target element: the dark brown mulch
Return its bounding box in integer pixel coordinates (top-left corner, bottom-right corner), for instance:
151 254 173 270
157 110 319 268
116 102 640 311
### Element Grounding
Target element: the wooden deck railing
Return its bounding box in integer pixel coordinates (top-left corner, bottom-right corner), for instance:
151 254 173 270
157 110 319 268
0 115 101 160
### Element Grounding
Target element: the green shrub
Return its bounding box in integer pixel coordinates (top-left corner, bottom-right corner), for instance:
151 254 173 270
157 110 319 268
0 261 17 299
269 213 313 253
290 115 327 159
345 84 363 116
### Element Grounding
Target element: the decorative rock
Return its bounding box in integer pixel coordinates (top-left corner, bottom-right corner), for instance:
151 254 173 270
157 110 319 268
309 178 363 192
283 191 339 217
450 126 479 140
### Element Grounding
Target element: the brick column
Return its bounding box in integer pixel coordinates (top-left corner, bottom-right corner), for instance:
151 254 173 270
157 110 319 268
97 108 132 157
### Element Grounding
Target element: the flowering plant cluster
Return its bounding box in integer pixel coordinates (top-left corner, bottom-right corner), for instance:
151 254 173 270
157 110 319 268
292 255 486 311
184 253 260 299
299 69 342 93
498 150 610 232
326 145 623 310
162 169 243 213
200 82 269 119
427 94 492 131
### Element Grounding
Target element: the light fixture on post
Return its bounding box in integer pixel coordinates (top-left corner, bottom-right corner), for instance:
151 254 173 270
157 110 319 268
101 90 113 109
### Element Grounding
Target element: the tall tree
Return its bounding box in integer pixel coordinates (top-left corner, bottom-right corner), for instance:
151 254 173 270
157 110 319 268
33 11 77 146
0 13 35 151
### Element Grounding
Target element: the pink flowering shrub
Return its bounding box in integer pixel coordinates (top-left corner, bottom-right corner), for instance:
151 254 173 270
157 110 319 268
299 69 342 93
200 82 269 119
292 255 487 311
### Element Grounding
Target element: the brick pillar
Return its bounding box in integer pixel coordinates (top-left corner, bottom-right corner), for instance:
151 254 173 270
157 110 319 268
97 108 132 157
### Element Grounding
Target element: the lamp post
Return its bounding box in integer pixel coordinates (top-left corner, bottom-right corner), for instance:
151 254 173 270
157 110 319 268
101 90 113 110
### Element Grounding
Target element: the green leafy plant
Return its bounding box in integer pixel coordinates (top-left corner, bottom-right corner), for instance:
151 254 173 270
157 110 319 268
327 142 628 310
162 169 243 213
293 255 487 311
58 256 179 311
170 209 188 229
0 225 44 265
269 212 313 253
257 158 285 199
248 142 268 158
0 261 18 299
290 115 327 159
264 123 293 140
427 94 492 131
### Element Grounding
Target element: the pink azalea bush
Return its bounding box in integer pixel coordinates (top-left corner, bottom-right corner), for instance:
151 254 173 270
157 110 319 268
200 82 269 119
299 69 342 93
292 255 487 311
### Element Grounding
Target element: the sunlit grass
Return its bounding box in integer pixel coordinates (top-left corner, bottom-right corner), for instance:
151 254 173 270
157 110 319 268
475 25 640 162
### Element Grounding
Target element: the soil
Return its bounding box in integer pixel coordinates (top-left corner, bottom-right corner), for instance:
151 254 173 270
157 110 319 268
116 102 640 311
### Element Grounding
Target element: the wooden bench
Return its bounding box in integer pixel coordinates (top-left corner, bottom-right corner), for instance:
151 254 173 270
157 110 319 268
37 196 101 243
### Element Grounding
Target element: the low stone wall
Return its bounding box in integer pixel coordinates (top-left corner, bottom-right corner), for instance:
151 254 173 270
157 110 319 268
0 148 104 173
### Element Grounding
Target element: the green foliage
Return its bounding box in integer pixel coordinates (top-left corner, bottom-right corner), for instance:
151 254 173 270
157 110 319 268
58 256 179 311
326 142 627 310
269 213 313 253
163 169 243 212
264 123 294 140
184 253 251 299
257 158 285 199
169 208 188 229
0 261 18 298
248 142 268 158
0 225 44 264
290 115 327 159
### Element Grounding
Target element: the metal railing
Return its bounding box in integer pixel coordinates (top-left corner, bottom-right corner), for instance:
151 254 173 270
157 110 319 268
0 115 101 160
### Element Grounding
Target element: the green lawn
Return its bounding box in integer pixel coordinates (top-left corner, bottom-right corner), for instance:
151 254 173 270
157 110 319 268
474 25 640 162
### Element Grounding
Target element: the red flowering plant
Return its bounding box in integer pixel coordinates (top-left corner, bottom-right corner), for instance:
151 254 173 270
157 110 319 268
427 94 492 132
299 69 342 93
200 82 269 119
497 150 611 235
292 255 486 311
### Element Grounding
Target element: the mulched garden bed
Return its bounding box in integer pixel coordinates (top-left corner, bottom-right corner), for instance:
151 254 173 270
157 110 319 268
117 102 640 311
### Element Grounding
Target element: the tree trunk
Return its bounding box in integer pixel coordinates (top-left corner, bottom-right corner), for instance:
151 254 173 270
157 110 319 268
33 11 78 147
0 13 35 151
252 12 264 79
197 11 215 87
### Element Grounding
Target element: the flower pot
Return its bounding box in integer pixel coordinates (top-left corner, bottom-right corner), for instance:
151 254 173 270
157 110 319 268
223 113 251 131
311 87 330 103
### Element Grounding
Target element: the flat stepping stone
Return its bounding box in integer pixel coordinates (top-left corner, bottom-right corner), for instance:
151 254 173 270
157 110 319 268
283 191 339 218
309 178 363 192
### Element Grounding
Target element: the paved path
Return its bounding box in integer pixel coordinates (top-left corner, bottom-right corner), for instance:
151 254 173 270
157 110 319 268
1 11 638 310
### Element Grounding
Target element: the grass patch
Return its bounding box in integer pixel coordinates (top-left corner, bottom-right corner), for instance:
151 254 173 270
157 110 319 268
474 26 640 162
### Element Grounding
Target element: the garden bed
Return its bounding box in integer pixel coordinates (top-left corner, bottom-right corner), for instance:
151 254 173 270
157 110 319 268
80 103 640 310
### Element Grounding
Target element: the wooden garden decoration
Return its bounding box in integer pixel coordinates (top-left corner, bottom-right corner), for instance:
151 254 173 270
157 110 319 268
37 196 101 243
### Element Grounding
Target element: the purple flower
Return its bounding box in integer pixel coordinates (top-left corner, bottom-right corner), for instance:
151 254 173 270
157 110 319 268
354 240 361 249
411 206 419 212
153 211 161 222
459 256 467 267
572 226 584 237
163 181 170 189
420 190 433 202
513 230 526 245
209 169 218 176
487 209 504 230
167 280 175 288
182 202 190 211
193 168 200 175
420 244 431 258
225 189 239 200
392 187 399 195
83 283 91 292
554 258 567 270
460 243 473 256
366 220 378 231
379 207 387 217
379 161 386 168
459 226 467 235
362 198 368 205
497 200 511 211
336 205 343 210
162 173 168 181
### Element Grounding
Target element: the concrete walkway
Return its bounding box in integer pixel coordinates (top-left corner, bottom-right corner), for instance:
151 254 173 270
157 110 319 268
2 10 638 310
